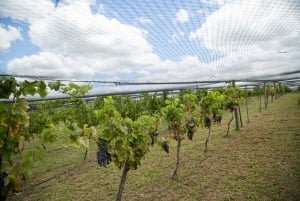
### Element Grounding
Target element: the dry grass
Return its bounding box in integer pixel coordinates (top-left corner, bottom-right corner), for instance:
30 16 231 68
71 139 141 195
10 93 300 201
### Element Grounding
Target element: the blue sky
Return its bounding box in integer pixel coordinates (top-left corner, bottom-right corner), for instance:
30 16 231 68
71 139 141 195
0 0 299 93
0 17 40 72
93 0 219 61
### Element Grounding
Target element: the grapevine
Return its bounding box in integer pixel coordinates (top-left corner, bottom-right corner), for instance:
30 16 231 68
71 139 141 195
95 96 156 201
161 97 185 176
224 84 244 136
0 76 92 200
200 90 224 152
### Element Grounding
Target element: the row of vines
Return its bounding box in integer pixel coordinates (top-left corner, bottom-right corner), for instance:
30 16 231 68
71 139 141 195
0 76 291 201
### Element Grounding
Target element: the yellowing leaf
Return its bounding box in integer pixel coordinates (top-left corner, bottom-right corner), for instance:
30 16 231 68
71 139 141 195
78 136 89 148
18 136 25 153
0 117 8 127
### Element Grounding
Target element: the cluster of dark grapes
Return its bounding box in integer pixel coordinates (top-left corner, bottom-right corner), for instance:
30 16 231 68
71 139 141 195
0 172 8 201
132 161 138 170
213 112 222 124
162 141 169 154
188 117 195 127
186 117 195 140
97 141 111 167
0 172 8 188
0 195 6 201
204 117 211 128
187 130 193 140
148 129 159 146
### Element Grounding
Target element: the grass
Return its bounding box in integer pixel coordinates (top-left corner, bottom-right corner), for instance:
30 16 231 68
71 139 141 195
9 93 300 201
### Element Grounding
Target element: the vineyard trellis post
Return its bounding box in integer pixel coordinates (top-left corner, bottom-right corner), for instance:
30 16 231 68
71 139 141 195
264 82 268 110
273 82 277 100
238 105 243 127
259 87 262 113
245 86 250 123
232 81 240 131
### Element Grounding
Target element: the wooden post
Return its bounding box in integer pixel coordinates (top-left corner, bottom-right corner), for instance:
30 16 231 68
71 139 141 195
232 81 240 131
264 82 267 110
273 82 277 100
238 104 243 127
246 86 250 123
259 86 262 113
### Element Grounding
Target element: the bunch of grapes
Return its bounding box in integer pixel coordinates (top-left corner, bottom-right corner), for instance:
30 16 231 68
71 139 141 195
204 117 211 128
97 141 111 167
148 129 159 146
0 172 8 200
162 141 169 154
187 130 194 140
188 117 195 127
186 117 195 140
0 172 8 188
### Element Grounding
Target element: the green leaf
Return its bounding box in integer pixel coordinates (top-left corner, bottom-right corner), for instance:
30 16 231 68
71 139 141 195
38 81 48 98
115 139 124 150
0 77 17 98
69 136 81 148
128 134 137 143
1 148 12 161
48 81 63 91
79 84 92 95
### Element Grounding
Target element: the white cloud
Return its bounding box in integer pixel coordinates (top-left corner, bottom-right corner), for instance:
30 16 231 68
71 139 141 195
5 0 161 79
176 9 189 23
0 0 55 22
190 0 300 54
7 52 94 78
210 51 300 80
0 24 22 51
190 0 300 79
139 55 215 82
202 0 234 6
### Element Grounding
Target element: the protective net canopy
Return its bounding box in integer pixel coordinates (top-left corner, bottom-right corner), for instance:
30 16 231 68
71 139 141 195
0 0 299 98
